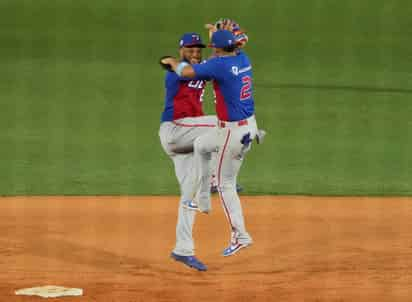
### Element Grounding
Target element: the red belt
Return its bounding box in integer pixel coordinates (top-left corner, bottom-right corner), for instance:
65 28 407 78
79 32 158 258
218 119 248 128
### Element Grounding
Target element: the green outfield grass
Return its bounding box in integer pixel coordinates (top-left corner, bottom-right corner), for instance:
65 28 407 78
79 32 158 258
1 0 412 195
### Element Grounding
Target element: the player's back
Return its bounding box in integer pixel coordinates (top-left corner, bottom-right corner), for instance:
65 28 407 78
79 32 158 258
161 71 205 122
193 51 254 122
213 51 254 122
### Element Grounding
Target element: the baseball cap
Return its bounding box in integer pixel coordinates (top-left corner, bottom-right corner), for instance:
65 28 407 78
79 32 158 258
179 33 206 48
209 30 236 48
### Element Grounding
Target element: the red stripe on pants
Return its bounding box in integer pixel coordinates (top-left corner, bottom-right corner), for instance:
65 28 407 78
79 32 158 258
218 129 233 229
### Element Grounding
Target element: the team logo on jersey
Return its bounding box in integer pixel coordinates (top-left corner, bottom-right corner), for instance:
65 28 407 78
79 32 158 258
188 80 204 89
231 66 239 76
232 65 252 76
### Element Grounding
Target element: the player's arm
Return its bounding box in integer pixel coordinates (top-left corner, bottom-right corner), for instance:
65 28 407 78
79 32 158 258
160 57 216 79
160 57 196 78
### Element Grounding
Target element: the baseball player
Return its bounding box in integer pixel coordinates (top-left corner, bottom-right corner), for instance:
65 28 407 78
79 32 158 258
159 32 217 271
207 18 248 193
161 29 259 257
159 24 251 270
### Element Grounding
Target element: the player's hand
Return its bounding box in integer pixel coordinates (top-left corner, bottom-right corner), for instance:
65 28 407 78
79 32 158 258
205 23 217 40
220 19 234 31
208 18 249 48
160 56 174 65
213 18 238 31
255 129 267 144
159 56 175 71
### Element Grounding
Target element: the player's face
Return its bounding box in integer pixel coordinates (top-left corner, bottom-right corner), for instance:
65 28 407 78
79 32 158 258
180 47 202 64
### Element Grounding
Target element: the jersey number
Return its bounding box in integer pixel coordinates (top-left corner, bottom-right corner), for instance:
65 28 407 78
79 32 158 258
188 80 204 89
240 76 252 100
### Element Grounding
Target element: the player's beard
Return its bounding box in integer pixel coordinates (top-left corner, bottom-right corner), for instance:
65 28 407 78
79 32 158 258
182 53 201 64
183 56 201 64
180 47 202 64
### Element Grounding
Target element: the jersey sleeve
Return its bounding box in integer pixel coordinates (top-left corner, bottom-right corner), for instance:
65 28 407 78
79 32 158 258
165 71 179 101
165 71 179 88
192 59 220 81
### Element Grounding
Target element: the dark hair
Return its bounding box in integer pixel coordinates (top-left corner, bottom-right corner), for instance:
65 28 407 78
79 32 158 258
222 44 237 52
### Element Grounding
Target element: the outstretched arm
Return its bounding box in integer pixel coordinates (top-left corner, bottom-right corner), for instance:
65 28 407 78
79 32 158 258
160 57 196 78
161 57 218 80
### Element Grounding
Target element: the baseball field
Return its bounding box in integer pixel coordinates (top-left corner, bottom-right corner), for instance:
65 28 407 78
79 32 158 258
1 0 412 301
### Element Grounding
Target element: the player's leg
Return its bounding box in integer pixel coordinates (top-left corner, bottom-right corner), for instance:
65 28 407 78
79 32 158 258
210 153 244 194
159 123 206 270
170 154 207 270
171 154 197 256
171 154 207 271
216 127 255 256
192 129 219 212
161 119 215 212
170 116 219 212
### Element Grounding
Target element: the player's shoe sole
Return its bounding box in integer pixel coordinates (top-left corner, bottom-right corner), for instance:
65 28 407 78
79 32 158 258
183 200 211 214
222 243 251 257
182 200 200 211
170 252 207 271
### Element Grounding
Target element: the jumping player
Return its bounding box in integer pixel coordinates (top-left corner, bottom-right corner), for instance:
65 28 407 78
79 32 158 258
161 29 259 257
159 32 213 271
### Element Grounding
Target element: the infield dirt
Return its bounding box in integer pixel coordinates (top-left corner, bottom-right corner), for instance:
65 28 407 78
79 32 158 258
1 196 411 301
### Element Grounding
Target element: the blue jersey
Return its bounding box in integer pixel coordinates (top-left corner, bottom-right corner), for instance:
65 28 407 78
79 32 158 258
161 71 206 122
192 51 254 121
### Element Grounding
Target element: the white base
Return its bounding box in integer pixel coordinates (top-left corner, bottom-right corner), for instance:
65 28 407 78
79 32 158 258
15 285 83 298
